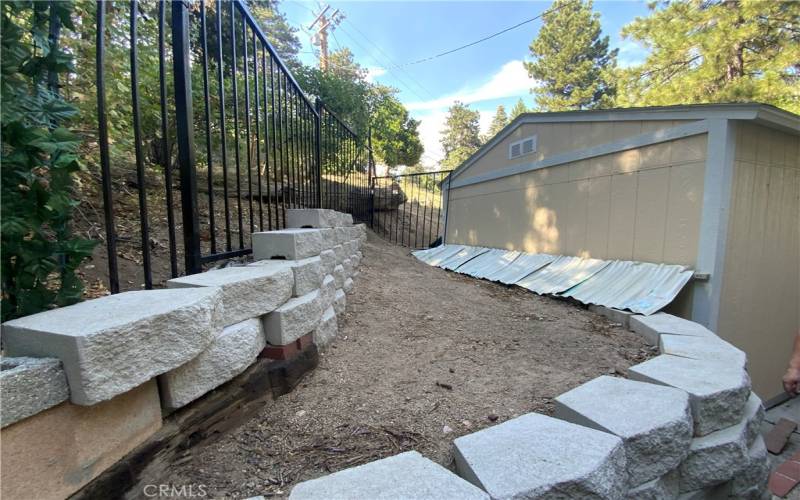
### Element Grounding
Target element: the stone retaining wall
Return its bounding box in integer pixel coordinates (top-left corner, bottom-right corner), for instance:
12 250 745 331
0 209 366 500
286 307 769 500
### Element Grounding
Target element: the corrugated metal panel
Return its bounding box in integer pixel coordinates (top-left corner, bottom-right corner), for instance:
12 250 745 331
438 246 490 271
516 256 610 295
452 249 521 278
562 260 693 315
483 253 557 284
412 245 464 266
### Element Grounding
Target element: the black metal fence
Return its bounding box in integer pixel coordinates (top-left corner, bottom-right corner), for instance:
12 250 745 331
370 170 451 249
91 0 374 293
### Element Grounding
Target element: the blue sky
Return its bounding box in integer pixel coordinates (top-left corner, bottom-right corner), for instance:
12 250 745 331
282 0 653 166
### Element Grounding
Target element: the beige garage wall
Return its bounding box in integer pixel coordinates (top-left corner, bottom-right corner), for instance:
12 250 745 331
457 120 694 181
446 132 708 267
717 123 800 400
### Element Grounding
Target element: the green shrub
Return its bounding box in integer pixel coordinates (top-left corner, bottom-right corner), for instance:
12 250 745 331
1 1 97 321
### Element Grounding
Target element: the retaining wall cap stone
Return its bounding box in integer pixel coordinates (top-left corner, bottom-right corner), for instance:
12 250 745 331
158 318 265 410
453 412 627 500
262 289 323 345
555 375 693 487
630 313 717 345
289 451 488 500
286 209 341 228
2 288 223 405
659 333 747 370
252 229 324 260
0 357 69 428
168 264 293 325
628 354 750 436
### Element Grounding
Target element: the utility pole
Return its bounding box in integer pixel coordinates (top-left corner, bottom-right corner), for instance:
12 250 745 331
308 4 343 72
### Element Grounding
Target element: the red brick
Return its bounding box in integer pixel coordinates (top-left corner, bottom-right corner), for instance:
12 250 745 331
766 418 797 454
769 471 798 497
776 460 800 481
259 333 314 361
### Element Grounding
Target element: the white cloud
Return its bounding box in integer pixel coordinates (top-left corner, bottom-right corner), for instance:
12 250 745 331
409 60 533 167
405 60 534 112
366 66 387 83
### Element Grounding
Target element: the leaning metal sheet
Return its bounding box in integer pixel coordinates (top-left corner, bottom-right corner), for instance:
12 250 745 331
438 246 490 271
412 245 464 266
484 252 558 284
563 260 694 315
453 249 522 279
515 255 610 295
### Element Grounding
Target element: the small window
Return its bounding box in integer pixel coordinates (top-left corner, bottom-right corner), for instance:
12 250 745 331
508 135 537 159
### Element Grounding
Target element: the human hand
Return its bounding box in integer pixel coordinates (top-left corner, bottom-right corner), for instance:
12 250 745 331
784 366 800 396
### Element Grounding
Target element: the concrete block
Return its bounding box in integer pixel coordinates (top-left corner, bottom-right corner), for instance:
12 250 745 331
319 249 336 275
342 257 353 278
289 451 488 500
589 305 634 329
286 208 341 228
263 289 322 346
319 274 336 312
169 263 293 325
332 244 346 264
337 212 353 226
742 392 764 447
252 228 324 260
314 306 338 348
630 313 716 345
333 264 345 288
343 277 354 294
730 436 769 499
555 375 692 486
318 228 336 250
354 222 367 235
352 270 360 279
626 469 679 500
1 357 69 428
334 289 346 315
629 354 750 436
3 288 222 405
282 257 324 297
351 253 362 269
159 319 266 410
659 333 747 370
0 380 161 500
678 414 751 492
335 227 350 245
453 412 627 499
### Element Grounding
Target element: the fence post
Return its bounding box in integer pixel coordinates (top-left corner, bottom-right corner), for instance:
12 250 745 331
367 127 375 229
314 98 323 208
171 1 202 275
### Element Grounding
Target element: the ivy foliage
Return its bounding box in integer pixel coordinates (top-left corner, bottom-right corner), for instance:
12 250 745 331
1 0 97 321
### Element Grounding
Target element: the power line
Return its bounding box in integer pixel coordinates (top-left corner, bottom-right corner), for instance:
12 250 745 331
398 0 577 67
340 18 437 100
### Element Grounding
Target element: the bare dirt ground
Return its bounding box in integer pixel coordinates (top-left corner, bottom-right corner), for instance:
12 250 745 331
149 231 656 499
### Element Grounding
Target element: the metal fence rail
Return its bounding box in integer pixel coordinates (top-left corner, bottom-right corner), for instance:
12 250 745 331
90 0 375 293
371 170 451 249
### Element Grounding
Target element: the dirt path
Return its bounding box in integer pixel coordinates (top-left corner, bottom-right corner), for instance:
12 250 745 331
154 231 655 498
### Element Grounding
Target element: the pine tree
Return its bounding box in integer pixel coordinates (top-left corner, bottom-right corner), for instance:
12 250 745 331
486 105 509 139
525 0 617 111
440 101 482 169
509 98 529 119
614 1 800 114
